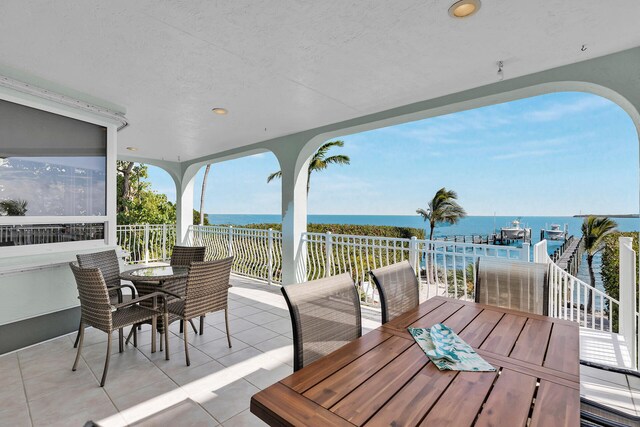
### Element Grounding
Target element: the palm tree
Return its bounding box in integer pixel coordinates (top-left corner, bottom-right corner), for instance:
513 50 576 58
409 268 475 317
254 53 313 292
581 216 617 311
416 188 467 240
199 164 212 225
267 140 350 194
0 199 28 216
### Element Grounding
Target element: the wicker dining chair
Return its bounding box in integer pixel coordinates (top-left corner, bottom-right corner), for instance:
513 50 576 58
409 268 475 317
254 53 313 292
165 257 233 366
170 246 206 334
369 260 419 324
74 250 136 351
475 258 549 315
281 273 362 371
69 262 169 386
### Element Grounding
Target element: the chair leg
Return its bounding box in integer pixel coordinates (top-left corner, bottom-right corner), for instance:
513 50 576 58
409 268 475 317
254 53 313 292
133 325 137 348
225 309 232 348
119 328 124 353
100 334 112 387
189 319 198 334
199 316 204 335
164 313 170 361
160 331 163 352
72 321 85 371
183 319 190 366
151 315 157 353
179 321 183 334
73 321 82 349
125 327 134 345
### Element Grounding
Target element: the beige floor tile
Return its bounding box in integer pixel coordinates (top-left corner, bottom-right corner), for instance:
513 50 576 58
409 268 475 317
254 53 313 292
23 359 98 401
167 360 227 387
153 347 214 377
243 363 293 390
252 336 293 366
581 379 636 413
0 402 31 427
232 327 280 346
196 379 260 423
214 318 260 335
581 365 629 387
222 409 267 426
198 337 249 360
18 351 77 381
28 384 118 427
215 347 264 368
129 398 218 426
265 306 290 318
243 312 282 325
261 318 292 335
230 305 264 318
0 371 27 409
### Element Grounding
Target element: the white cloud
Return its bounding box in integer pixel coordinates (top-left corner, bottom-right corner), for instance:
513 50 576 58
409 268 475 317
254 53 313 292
527 96 613 122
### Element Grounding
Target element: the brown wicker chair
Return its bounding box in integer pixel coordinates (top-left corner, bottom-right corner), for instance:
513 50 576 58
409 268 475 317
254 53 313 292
74 250 136 351
165 257 233 366
281 273 362 371
369 260 419 324
69 262 169 386
170 246 206 334
475 258 549 315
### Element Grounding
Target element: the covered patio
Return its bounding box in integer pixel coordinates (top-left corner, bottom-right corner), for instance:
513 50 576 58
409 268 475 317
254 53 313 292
1 1 640 426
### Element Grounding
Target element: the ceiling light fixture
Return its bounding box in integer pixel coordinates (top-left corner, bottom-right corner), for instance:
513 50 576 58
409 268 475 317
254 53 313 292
212 108 228 115
448 0 481 18
126 146 138 151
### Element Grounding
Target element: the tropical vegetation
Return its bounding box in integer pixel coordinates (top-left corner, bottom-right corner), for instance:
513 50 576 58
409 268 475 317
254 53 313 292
416 187 467 240
581 215 617 311
0 199 28 216
267 140 350 194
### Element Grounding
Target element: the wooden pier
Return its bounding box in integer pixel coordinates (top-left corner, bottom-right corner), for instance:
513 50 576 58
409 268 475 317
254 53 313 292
551 235 583 276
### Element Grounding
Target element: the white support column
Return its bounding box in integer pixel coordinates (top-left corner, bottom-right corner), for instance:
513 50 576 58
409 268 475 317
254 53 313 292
280 158 308 285
619 236 637 369
175 167 198 246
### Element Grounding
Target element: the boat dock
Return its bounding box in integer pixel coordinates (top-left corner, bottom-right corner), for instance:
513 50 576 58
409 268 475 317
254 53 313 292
550 235 583 275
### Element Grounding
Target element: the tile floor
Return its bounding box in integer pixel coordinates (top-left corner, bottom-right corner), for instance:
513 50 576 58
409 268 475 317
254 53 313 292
0 275 381 427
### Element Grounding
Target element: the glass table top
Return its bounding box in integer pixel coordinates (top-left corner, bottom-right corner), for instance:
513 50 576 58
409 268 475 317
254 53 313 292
128 266 189 278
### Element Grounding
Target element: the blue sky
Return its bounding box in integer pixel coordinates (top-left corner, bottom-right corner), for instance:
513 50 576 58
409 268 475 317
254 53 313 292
147 91 639 216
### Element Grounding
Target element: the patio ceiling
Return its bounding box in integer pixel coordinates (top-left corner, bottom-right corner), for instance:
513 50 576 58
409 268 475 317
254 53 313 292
0 1 639 163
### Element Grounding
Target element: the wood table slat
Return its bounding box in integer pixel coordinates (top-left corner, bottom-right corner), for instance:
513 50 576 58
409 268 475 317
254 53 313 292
331 344 427 425
303 335 413 408
403 300 464 330
440 304 483 334
418 371 498 426
544 323 580 376
479 313 528 355
529 380 581 427
385 297 448 329
457 309 504 348
509 318 553 366
250 383 355 427
364 363 458 427
280 329 392 393
474 368 537 427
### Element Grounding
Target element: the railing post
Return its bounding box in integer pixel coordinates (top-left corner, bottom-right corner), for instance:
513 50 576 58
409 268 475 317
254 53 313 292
619 236 637 369
521 242 530 262
324 232 333 277
533 240 547 263
268 228 274 286
409 236 418 274
162 223 167 261
143 223 150 264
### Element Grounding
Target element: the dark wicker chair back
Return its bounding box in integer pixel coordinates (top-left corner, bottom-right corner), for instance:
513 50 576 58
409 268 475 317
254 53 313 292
183 257 233 319
475 258 549 315
281 273 362 371
76 250 121 289
69 262 113 333
369 260 419 324
171 246 206 266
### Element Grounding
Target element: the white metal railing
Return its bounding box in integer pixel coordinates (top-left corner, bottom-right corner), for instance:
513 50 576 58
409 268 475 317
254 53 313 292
0 223 105 245
189 225 283 284
534 239 622 334
116 224 177 264
301 232 528 305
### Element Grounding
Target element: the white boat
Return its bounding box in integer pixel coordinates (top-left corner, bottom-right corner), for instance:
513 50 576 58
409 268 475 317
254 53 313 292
501 219 526 239
545 224 566 240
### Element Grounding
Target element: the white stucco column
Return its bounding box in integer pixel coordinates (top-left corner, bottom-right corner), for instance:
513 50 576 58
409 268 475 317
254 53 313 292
175 165 199 245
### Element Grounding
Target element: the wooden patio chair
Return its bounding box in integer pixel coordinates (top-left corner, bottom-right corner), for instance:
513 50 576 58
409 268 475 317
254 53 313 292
369 260 419 324
69 262 168 386
281 273 362 371
165 257 234 366
475 257 549 315
74 250 136 351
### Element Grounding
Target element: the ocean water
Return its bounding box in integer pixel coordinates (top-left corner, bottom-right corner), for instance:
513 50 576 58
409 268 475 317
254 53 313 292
206 214 640 246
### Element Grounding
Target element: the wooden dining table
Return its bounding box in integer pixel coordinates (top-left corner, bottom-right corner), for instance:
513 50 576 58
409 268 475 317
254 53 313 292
250 296 580 426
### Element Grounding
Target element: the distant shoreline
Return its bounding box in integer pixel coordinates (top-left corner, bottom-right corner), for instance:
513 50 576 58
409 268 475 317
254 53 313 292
573 214 639 218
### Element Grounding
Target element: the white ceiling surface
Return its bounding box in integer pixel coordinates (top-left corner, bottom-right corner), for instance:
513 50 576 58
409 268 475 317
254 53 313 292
1 1 639 163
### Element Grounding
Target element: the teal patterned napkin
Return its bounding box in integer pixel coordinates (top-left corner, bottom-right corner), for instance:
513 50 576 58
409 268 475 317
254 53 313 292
408 323 495 372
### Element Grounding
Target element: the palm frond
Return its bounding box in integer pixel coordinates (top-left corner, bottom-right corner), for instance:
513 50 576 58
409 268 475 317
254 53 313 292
266 170 282 183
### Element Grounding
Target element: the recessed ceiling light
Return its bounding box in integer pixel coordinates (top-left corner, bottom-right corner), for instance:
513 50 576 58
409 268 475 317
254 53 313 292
126 146 138 151
449 0 481 18
212 108 228 115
